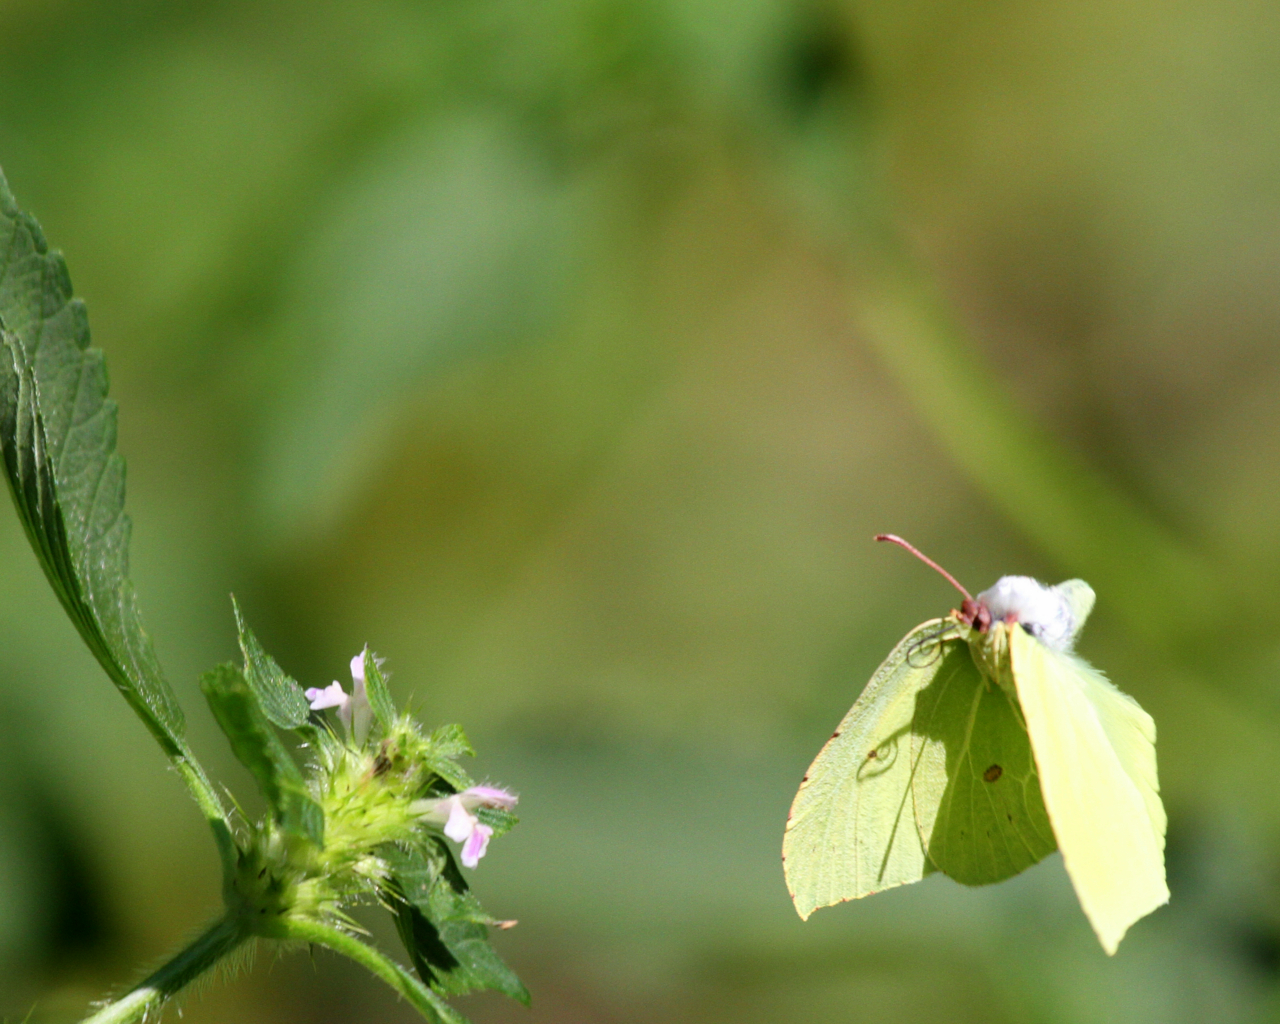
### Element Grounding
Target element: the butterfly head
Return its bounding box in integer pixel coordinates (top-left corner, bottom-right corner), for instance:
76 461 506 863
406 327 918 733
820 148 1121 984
958 595 992 633
873 534 1095 652
973 575 1095 651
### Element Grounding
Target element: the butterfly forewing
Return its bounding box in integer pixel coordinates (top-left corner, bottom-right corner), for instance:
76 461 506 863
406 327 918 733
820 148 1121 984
1009 625 1168 954
1070 654 1166 845
784 620 959 919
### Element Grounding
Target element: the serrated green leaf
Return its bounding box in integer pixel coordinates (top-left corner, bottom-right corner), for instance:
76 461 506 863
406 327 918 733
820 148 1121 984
231 596 310 729
362 647 397 733
419 724 476 793
427 723 475 761
474 805 518 839
200 663 324 845
382 841 528 1004
0 171 188 758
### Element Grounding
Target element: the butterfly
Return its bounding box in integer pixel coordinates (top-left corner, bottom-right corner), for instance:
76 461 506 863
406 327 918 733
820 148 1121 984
783 535 1168 954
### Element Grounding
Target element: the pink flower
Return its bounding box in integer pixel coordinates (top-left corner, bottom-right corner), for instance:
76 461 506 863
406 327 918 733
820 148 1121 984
304 651 373 745
305 680 347 711
461 824 494 868
459 785 518 810
412 786 518 868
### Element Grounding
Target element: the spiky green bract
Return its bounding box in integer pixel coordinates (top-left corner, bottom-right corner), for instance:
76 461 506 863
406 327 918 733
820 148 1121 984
362 647 398 733
223 713 441 931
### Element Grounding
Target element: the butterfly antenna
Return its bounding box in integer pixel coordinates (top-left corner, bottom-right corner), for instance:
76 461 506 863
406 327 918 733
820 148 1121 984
874 534 974 602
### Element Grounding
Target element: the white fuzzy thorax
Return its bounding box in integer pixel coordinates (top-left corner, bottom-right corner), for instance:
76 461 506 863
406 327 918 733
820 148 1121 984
977 575 1093 652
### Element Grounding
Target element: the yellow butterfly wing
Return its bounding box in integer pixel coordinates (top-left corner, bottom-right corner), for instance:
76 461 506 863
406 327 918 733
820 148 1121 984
784 620 959 919
1009 624 1168 953
1073 658 1167 848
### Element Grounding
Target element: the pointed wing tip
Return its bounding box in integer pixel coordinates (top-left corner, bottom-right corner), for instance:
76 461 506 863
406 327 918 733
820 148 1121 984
1094 887 1170 955
1095 919 1133 956
782 865 816 921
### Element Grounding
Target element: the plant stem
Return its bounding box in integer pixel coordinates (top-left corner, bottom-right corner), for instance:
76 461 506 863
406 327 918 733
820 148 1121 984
78 915 245 1024
280 919 465 1024
172 750 237 876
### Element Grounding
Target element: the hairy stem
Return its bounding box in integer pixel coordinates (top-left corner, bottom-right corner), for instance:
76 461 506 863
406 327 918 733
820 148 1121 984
172 752 237 877
280 919 464 1024
78 916 245 1024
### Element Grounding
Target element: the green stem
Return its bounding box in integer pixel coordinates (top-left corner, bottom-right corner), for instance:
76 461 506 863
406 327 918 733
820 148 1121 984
78 915 245 1024
172 750 237 877
279 919 465 1024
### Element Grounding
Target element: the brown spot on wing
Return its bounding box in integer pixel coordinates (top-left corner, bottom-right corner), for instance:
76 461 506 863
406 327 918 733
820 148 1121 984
983 764 1003 783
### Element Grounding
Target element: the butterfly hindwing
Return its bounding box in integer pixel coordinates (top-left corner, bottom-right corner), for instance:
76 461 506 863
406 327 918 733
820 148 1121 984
910 642 1057 886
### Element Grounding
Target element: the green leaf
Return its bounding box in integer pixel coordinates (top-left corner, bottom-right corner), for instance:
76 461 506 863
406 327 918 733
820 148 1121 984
231 596 310 729
383 841 528 1004
426 723 475 761
474 805 518 839
420 724 476 793
200 663 324 845
0 171 187 758
362 647 397 733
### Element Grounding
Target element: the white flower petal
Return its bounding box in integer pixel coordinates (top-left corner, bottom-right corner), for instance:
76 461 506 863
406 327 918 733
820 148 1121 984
444 797 477 843
305 681 349 711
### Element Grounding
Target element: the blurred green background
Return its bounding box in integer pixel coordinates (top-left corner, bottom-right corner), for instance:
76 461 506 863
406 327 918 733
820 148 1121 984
3 0 1280 1021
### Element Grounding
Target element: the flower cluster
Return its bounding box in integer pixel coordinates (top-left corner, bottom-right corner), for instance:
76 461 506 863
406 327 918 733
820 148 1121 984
304 652 517 869
210 633 529 1021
